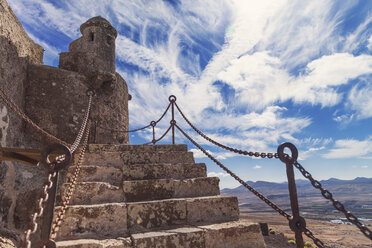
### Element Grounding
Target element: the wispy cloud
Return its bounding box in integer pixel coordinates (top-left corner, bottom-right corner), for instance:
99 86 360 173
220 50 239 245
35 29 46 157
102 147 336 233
324 136 372 159
253 165 262 169
208 172 229 178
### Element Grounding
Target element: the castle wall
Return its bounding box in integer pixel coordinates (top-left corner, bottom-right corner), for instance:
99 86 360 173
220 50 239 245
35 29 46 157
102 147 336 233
24 64 129 146
0 0 45 246
0 2 130 246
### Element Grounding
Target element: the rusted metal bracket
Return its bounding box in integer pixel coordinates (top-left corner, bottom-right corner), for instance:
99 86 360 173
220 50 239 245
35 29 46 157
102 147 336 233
0 146 61 166
278 142 305 248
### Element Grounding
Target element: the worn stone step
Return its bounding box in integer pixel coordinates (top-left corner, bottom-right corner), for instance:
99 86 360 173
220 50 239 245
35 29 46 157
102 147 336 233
123 163 206 180
66 165 123 186
87 144 188 153
54 203 128 241
56 238 132 248
59 182 124 205
120 151 195 165
55 221 265 248
77 151 194 167
127 195 239 233
131 220 265 248
123 177 220 202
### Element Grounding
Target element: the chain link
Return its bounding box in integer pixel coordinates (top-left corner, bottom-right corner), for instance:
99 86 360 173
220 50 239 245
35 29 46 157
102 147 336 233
294 161 372 241
23 171 57 248
303 227 325 247
70 94 92 153
174 102 279 159
97 102 172 133
175 124 291 218
49 121 90 240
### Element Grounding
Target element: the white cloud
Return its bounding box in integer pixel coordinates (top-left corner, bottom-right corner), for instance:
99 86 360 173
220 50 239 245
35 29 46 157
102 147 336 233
348 82 372 119
324 136 372 159
368 35 372 51
253 165 262 169
208 172 229 178
299 146 326 160
361 165 369 169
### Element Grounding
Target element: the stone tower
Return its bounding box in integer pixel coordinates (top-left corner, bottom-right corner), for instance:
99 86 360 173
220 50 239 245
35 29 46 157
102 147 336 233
59 16 117 74
24 16 130 147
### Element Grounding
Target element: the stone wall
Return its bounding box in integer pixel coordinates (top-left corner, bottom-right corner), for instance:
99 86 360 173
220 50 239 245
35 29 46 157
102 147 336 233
0 0 45 246
0 1 130 246
0 0 43 64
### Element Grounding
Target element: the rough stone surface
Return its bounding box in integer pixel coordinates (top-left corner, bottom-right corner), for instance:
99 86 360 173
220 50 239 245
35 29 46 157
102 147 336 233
131 227 205 248
202 220 267 248
87 144 188 153
122 163 207 180
56 238 132 248
122 177 220 202
120 151 195 165
66 165 123 186
127 199 187 233
59 182 124 205
55 203 128 241
186 195 240 224
24 64 129 147
0 0 43 63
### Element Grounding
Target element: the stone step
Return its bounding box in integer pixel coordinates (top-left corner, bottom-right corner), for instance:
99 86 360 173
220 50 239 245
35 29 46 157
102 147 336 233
120 151 195 165
77 151 194 167
128 195 239 233
131 221 266 248
56 238 132 248
54 203 128 241
87 144 188 153
59 182 124 205
66 165 123 186
123 163 206 180
122 177 220 202
56 221 265 248
55 196 239 241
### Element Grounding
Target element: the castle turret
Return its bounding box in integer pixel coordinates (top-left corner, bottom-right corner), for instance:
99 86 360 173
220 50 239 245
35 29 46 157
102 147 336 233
59 16 117 73
24 16 130 146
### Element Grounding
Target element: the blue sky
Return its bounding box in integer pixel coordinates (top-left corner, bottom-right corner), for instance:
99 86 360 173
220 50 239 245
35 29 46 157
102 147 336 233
8 0 372 188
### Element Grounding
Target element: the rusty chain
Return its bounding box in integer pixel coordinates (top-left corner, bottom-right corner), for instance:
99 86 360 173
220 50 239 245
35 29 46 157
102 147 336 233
294 161 372 241
70 92 93 153
49 121 90 240
175 123 292 217
23 171 57 248
174 102 279 159
0 87 69 147
176 123 326 247
97 102 172 133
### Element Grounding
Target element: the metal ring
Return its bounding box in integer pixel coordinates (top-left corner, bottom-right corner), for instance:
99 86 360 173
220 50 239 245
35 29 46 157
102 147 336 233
41 143 72 172
168 95 177 102
86 89 96 97
170 120 176 125
289 216 306 232
277 142 298 164
150 121 156 127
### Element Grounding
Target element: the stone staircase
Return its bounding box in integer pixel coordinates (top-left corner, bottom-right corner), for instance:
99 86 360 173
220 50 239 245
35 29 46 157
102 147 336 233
54 144 266 248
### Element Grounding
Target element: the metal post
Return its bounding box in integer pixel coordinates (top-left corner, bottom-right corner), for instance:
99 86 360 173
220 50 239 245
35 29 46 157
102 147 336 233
278 142 306 248
169 95 176 145
286 162 304 248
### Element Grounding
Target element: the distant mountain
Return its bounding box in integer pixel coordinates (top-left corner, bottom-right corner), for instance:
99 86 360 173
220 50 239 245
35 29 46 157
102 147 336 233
221 177 372 201
222 177 372 192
